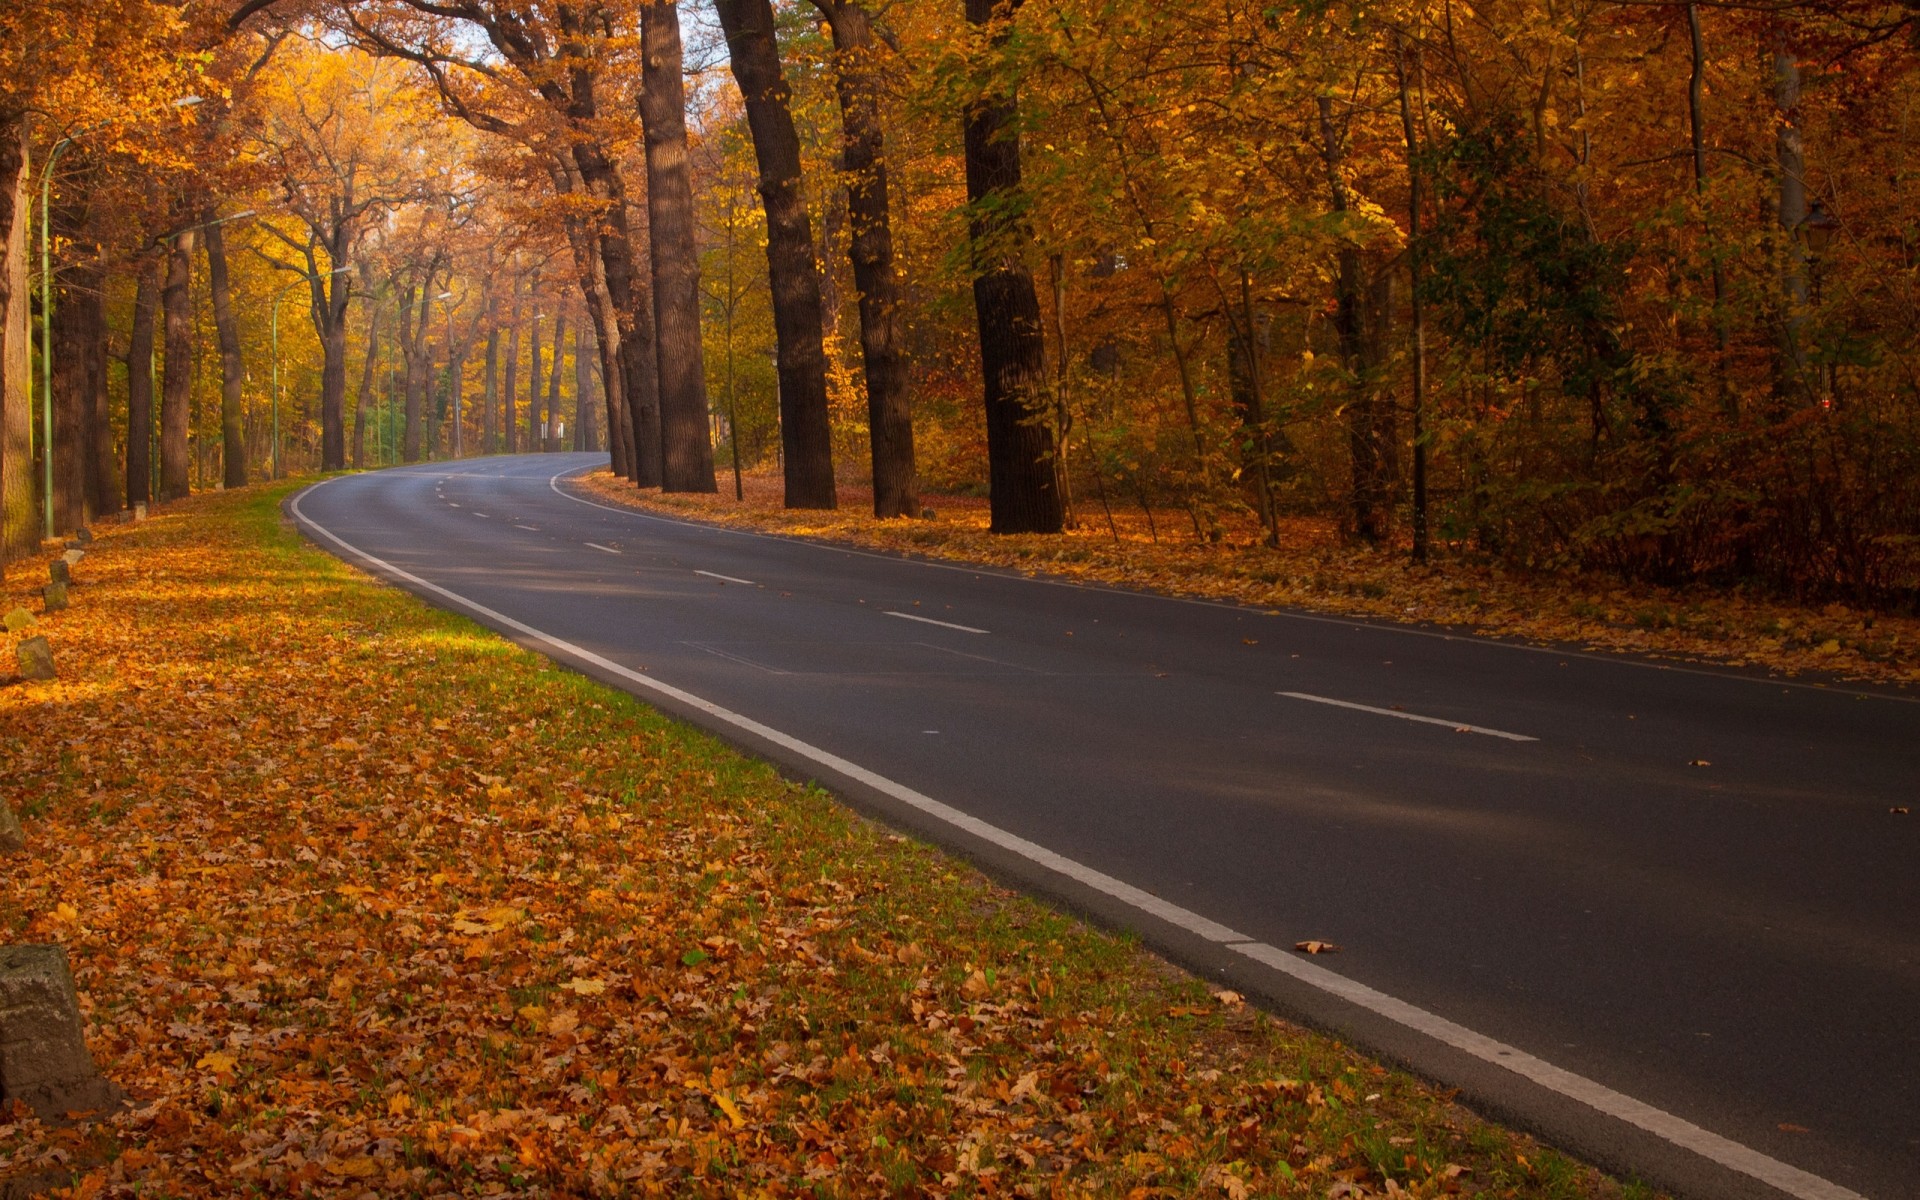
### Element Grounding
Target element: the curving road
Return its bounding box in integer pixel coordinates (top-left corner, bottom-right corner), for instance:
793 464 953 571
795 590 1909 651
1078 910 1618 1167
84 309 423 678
292 454 1918 1200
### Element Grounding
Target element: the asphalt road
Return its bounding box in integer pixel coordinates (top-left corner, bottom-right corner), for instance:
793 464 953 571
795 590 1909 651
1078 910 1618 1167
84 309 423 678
291 453 1918 1200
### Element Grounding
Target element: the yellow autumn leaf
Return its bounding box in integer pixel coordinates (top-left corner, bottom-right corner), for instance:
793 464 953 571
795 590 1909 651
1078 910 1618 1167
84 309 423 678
198 1051 238 1073
560 977 607 996
713 1092 746 1128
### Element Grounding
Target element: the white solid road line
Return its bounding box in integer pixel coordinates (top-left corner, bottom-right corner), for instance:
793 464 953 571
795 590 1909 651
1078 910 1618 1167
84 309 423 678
472 511 489 518
585 543 621 555
695 569 756 586
293 474 1860 1200
885 611 988 635
1279 691 1539 742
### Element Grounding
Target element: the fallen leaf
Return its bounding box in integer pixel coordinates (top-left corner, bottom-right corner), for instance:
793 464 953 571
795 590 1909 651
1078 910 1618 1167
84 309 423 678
1294 940 1341 955
560 977 607 996
197 1051 238 1073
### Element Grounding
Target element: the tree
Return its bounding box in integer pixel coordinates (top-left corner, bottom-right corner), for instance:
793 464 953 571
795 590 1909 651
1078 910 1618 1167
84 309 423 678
641 0 717 493
810 0 917 518
963 0 1062 534
714 0 838 509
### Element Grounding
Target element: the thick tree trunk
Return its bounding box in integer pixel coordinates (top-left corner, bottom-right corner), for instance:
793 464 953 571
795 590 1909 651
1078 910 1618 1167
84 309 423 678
159 230 196 501
573 148 660 485
963 0 1062 534
126 257 158 507
816 0 916 518
51 260 93 532
715 0 838 508
202 215 248 488
642 0 718 492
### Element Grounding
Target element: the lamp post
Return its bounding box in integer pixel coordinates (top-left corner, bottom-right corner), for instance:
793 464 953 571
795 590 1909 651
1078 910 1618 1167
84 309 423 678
270 265 350 479
32 96 202 538
438 290 457 457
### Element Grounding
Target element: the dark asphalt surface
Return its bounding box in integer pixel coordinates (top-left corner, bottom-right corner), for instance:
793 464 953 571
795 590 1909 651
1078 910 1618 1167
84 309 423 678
293 454 1919 1200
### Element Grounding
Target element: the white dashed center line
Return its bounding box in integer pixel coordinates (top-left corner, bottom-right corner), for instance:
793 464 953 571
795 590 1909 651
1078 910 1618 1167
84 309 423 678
695 570 756 586
885 611 988 635
514 524 540 531
585 543 621 555
472 512 490 518
1278 692 1538 742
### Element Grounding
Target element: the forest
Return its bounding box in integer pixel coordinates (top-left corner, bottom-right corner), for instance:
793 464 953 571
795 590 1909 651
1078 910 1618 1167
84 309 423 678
3 0 1918 606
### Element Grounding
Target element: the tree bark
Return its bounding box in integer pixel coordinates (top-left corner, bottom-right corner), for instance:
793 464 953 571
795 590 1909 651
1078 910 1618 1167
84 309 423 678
1319 95 1390 543
126 256 159 507
0 118 18 572
353 283 381 469
642 0 718 492
546 311 567 449
504 273 521 455
575 318 597 450
528 304 543 451
715 0 838 508
159 229 196 501
963 0 1062 534
483 295 499 456
401 283 430 462
813 0 917 518
51 259 93 531
203 214 248 488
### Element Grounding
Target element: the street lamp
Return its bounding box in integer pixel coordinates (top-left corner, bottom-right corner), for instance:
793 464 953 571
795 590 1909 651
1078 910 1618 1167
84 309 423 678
33 95 202 537
438 290 457 457
270 265 351 480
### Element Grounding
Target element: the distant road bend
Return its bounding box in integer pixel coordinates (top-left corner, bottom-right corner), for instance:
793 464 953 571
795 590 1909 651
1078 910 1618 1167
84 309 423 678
292 454 1919 1200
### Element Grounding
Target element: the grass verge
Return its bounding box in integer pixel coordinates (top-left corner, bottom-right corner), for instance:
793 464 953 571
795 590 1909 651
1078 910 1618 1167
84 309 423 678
579 467 1918 687
1 481 1651 1198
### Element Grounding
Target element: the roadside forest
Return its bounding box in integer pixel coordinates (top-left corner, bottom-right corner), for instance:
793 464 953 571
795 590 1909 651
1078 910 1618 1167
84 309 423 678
3 0 1919 607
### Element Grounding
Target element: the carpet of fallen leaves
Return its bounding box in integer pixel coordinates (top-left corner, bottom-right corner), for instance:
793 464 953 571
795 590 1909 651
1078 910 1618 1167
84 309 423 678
1 483 1651 1199
582 469 1918 687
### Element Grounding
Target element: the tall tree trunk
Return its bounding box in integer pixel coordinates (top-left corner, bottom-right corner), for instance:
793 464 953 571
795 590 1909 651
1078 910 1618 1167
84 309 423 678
316 243 353 473
1773 34 1810 402
0 117 30 563
572 147 660 485
963 0 1062 534
1395 36 1430 562
528 303 543 451
814 0 916 518
126 256 159 508
202 214 248 488
546 311 567 450
504 280 521 455
483 300 499 455
159 229 196 501
83 260 115 516
642 0 718 492
715 0 838 508
51 258 93 532
447 315 466 457
402 285 429 463
575 319 597 450
1319 95 1390 542
354 286 380 469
